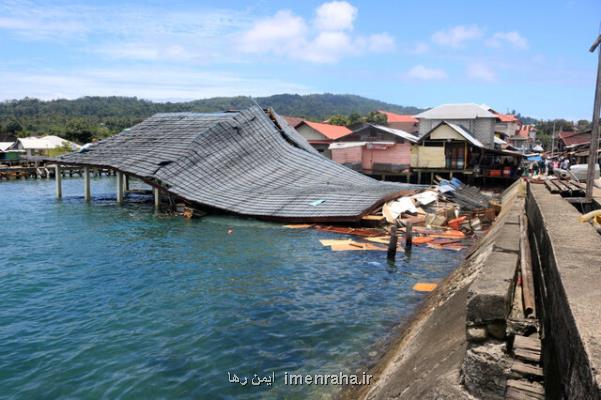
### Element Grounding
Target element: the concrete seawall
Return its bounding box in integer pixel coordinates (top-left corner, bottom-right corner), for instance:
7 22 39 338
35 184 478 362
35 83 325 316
527 184 601 399
351 181 601 399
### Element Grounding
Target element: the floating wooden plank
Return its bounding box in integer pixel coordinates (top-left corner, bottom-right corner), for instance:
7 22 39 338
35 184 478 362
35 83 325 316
330 242 388 251
285 224 313 229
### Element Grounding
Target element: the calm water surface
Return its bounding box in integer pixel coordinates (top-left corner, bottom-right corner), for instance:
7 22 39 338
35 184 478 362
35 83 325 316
0 177 464 399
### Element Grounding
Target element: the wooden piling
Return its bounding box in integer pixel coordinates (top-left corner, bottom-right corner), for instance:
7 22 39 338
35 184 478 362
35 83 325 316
153 187 160 209
55 164 62 199
405 222 413 250
116 171 124 204
387 223 399 261
83 166 91 201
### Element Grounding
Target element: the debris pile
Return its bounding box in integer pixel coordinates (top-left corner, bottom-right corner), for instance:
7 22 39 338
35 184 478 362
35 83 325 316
288 177 501 254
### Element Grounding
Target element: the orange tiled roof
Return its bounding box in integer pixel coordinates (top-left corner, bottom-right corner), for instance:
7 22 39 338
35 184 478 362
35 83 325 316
378 110 418 123
302 121 352 140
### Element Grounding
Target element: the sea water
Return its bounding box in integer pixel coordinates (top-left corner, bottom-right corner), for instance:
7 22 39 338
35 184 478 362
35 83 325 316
0 177 464 399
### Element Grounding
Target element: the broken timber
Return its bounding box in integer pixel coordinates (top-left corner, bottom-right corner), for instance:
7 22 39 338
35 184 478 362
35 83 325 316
56 106 418 222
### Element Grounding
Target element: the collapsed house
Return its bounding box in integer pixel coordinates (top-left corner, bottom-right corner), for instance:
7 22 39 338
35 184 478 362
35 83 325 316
57 106 415 222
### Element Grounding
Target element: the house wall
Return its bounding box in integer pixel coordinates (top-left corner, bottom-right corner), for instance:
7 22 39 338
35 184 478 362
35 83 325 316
331 146 363 165
430 124 466 141
495 121 519 138
410 145 446 168
363 143 411 171
387 121 418 133
297 125 327 141
418 118 495 148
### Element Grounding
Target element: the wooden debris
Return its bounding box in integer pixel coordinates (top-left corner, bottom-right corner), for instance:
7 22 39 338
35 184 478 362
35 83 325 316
510 360 543 379
413 282 438 292
330 242 388 251
285 224 313 229
314 225 384 237
505 379 544 400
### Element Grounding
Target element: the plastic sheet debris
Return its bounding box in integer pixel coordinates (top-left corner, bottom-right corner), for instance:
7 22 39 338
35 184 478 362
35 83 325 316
383 197 418 223
412 190 438 206
413 283 438 292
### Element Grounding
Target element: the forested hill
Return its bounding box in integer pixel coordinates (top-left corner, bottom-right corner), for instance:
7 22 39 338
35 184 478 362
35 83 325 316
0 94 423 143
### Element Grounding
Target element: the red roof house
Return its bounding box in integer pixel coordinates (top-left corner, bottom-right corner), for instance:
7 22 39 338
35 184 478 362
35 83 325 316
378 110 419 133
295 120 352 157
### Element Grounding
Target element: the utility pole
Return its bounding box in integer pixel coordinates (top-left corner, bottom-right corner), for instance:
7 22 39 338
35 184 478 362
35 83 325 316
585 34 601 201
551 121 556 156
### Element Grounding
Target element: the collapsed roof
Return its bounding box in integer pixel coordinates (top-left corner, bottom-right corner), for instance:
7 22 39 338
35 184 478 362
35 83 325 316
58 106 415 221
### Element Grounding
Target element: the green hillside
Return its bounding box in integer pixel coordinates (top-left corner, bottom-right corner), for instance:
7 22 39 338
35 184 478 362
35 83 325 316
0 94 424 143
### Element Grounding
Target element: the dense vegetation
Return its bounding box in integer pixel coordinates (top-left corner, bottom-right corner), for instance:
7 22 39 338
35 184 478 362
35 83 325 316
0 94 422 143
0 95 591 150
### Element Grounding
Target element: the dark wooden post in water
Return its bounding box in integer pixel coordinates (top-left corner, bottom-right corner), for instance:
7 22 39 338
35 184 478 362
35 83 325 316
55 164 62 199
585 34 601 201
405 222 413 250
387 223 399 261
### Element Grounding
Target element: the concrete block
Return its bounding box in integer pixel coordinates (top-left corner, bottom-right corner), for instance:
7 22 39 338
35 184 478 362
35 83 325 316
467 251 518 324
462 341 512 400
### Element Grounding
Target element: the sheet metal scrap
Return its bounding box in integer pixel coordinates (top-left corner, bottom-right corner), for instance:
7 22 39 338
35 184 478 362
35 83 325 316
58 106 418 221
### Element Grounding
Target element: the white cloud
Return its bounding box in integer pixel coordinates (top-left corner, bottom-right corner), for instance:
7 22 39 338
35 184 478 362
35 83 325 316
486 31 528 50
239 10 308 54
411 42 429 54
314 1 357 31
407 65 447 80
466 63 496 81
367 33 396 52
0 67 311 101
238 2 395 64
432 25 483 48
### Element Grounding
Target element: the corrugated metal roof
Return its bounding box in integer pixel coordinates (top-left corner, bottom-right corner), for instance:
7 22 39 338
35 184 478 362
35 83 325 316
0 142 14 152
14 136 81 151
58 106 416 221
415 103 496 119
370 124 418 143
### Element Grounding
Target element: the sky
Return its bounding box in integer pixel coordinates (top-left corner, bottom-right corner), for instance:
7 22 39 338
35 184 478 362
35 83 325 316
0 0 600 120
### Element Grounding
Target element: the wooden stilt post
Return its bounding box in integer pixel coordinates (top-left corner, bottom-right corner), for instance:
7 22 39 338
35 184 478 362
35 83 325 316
116 171 124 204
153 187 160 209
83 166 91 201
387 223 399 262
405 222 413 250
417 171 422 184
55 164 62 199
124 174 130 192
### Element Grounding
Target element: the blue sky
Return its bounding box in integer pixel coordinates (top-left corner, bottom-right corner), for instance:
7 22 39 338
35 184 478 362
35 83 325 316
0 0 600 119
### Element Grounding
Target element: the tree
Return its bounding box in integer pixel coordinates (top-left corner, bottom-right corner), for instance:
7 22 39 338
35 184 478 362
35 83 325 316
347 112 362 126
64 118 95 144
365 111 387 125
5 120 23 134
328 114 348 126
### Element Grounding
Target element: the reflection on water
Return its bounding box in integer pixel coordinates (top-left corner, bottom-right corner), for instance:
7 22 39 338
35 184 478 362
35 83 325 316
0 177 464 399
